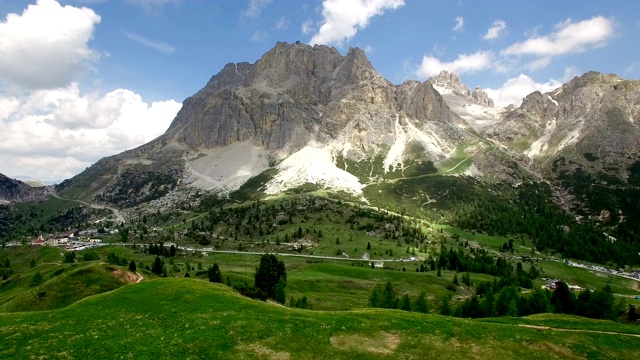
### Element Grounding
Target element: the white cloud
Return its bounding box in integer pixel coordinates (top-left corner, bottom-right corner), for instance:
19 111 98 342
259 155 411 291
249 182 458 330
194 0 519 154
309 0 405 46
251 30 269 42
484 74 561 107
0 0 101 90
0 85 182 182
452 16 464 32
126 0 180 14
416 51 494 79
241 0 273 19
124 31 175 54
302 19 315 35
483 20 507 40
503 16 614 69
275 16 290 31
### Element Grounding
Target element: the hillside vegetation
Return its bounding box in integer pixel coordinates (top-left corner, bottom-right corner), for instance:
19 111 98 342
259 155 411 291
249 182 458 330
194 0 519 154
0 278 638 359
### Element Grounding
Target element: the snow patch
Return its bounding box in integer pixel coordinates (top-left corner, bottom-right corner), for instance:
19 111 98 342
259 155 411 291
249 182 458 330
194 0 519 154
404 117 449 158
382 116 452 173
547 94 558 107
528 117 557 158
264 142 363 195
185 141 269 192
383 115 406 171
462 163 483 177
432 85 452 95
557 120 584 150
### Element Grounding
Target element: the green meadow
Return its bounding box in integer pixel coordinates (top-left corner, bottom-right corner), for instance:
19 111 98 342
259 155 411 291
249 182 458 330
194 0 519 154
1 278 638 359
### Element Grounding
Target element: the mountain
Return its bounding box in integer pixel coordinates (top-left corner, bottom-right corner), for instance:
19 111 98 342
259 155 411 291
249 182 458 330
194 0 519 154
54 42 640 234
0 173 43 203
484 72 640 216
428 70 504 131
58 42 496 207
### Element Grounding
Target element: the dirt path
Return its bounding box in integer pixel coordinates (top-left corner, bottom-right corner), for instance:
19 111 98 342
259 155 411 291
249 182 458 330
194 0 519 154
518 324 640 338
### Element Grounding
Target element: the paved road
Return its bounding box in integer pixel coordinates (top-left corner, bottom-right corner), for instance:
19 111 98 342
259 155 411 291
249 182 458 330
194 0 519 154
177 247 405 263
46 188 125 224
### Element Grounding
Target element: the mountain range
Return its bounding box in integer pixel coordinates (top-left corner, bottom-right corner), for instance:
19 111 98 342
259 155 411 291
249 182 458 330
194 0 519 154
3 42 640 233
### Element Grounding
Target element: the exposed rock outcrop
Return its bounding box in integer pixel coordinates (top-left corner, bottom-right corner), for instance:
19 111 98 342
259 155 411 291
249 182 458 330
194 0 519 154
428 70 494 107
59 42 473 205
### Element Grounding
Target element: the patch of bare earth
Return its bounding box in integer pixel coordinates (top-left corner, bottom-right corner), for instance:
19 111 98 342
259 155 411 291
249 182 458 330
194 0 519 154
245 343 290 360
112 269 143 284
524 342 581 359
330 331 400 355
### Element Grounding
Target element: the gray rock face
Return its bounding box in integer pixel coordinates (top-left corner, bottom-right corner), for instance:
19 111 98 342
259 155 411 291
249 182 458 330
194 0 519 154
0 173 41 202
471 86 494 107
486 71 640 177
428 70 494 107
165 42 466 158
59 42 472 206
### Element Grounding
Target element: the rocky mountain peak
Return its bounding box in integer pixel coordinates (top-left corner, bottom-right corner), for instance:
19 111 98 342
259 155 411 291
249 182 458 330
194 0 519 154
428 70 494 107
0 173 42 203
58 41 475 205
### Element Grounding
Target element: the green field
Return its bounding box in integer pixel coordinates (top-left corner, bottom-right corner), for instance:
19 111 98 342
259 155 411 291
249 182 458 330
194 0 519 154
0 278 638 359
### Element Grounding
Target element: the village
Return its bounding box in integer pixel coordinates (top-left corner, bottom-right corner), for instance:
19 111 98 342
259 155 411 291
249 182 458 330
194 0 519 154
17 228 116 251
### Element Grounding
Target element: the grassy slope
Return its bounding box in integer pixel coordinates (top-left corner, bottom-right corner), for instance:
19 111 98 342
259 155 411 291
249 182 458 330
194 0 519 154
0 278 637 359
1 262 127 313
0 247 130 312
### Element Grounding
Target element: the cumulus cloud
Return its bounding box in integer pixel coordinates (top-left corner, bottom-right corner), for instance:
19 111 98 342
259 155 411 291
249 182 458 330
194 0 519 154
126 0 180 14
241 0 273 19
452 16 464 32
484 74 561 107
483 20 507 40
309 0 405 46
302 19 315 35
0 0 101 90
0 1 183 182
416 51 494 78
124 31 175 54
275 16 290 31
251 30 269 42
503 16 614 69
0 85 182 181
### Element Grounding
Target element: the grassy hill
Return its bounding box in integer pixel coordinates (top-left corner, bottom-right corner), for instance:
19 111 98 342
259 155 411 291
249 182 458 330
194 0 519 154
0 247 132 312
0 278 637 359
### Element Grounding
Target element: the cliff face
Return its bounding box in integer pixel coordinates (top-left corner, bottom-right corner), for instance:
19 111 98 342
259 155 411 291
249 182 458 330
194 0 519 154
487 72 640 168
59 42 474 205
164 42 465 158
53 43 640 217
428 70 494 107
0 173 40 203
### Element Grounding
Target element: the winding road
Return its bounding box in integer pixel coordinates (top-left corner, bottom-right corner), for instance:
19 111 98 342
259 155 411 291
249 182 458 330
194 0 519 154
46 188 125 224
176 247 404 263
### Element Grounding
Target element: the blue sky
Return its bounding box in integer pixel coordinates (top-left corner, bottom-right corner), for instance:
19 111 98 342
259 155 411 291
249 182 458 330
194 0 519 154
0 0 638 182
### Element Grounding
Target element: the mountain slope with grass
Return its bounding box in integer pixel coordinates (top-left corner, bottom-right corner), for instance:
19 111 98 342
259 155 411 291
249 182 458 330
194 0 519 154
0 278 638 359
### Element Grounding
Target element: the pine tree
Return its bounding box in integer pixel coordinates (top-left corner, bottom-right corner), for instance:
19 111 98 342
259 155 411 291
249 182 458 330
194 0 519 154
400 294 411 311
550 281 575 314
254 254 287 299
380 281 398 309
440 295 452 316
208 263 222 283
128 260 137 272
274 278 286 304
368 284 381 308
414 290 429 313
628 304 638 322
151 256 163 275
